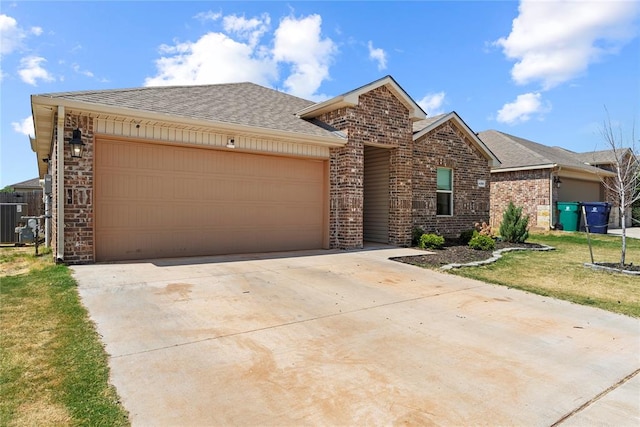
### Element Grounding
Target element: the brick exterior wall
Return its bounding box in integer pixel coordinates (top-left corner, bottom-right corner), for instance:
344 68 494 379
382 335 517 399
413 122 491 237
319 85 413 249
51 113 95 264
50 83 494 261
490 169 552 231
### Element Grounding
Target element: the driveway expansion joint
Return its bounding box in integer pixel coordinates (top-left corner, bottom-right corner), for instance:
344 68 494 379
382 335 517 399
549 368 640 426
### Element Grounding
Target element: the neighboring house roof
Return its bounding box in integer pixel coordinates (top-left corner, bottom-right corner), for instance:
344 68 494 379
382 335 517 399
477 130 614 176
414 112 501 167
10 177 42 191
297 75 427 121
573 148 634 166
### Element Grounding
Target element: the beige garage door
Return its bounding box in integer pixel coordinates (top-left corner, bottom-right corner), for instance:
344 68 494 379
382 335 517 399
95 138 328 261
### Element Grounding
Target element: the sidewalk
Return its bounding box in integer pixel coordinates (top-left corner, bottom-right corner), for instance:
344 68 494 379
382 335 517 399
608 227 640 239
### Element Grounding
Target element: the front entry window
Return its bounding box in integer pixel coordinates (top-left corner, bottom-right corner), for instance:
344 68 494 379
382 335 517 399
437 168 453 216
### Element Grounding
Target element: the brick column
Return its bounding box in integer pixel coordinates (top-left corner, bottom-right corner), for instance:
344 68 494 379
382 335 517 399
62 114 94 264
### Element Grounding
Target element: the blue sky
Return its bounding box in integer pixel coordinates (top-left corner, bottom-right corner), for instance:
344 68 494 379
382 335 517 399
1 0 639 188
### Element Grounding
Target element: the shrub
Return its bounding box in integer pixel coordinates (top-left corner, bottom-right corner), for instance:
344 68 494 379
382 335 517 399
468 232 496 251
419 233 445 250
499 202 530 243
459 229 475 245
412 226 425 246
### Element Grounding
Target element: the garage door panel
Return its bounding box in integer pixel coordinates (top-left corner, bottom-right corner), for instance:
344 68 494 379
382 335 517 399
96 138 326 261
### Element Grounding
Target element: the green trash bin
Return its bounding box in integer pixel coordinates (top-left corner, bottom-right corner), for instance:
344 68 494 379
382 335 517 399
557 202 581 231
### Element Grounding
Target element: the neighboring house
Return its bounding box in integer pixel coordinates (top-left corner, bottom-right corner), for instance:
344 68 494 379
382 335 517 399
478 130 617 231
0 178 44 217
30 75 499 264
10 177 43 192
573 148 637 227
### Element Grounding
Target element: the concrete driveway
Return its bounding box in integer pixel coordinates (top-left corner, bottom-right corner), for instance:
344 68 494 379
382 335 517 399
72 246 640 426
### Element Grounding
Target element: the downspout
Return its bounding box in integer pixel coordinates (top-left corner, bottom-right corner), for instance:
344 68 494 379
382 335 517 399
550 165 561 229
56 105 65 262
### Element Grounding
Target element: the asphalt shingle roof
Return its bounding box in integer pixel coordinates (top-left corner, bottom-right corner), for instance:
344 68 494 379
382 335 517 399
573 149 624 165
412 114 447 134
10 177 41 188
477 130 605 173
35 82 341 139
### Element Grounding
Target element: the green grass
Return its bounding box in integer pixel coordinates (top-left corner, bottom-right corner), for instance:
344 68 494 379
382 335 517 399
451 231 640 317
1 249 129 426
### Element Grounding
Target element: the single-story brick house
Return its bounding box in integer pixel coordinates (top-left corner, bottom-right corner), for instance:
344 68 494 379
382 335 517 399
478 130 617 230
573 148 636 227
30 75 499 263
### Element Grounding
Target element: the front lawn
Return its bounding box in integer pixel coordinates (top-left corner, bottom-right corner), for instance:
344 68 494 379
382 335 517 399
451 232 640 317
0 248 129 426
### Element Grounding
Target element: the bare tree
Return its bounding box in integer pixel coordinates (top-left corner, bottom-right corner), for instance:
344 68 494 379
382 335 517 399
598 112 639 267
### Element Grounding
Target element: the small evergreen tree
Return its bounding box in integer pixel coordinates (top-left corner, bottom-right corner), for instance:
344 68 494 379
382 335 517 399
499 202 529 243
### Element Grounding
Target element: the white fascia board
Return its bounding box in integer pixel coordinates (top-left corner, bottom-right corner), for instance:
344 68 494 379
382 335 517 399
491 164 556 173
491 163 616 179
31 96 347 148
557 164 616 179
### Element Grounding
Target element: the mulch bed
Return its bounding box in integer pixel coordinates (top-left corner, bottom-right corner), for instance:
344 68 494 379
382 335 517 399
391 238 546 268
589 262 640 273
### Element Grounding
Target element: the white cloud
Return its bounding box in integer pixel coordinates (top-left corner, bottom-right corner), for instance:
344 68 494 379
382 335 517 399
18 56 55 85
223 14 270 47
145 32 277 87
417 92 446 116
0 14 25 56
495 0 640 89
72 63 94 78
273 14 337 99
12 116 35 138
367 41 387 70
30 26 43 36
496 92 551 124
194 11 222 22
146 13 337 101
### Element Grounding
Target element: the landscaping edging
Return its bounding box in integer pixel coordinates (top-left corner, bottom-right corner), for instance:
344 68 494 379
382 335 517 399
583 263 640 276
440 245 555 270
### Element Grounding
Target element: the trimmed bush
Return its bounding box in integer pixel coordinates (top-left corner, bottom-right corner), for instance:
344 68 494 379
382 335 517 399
459 229 475 245
499 202 530 243
419 233 445 250
468 232 496 251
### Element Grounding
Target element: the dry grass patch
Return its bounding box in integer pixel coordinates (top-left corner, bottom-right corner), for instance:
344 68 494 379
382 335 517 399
451 231 640 317
1 247 128 426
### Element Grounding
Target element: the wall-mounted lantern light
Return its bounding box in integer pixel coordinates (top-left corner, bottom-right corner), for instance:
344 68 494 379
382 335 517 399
553 176 562 189
226 137 235 148
68 129 85 158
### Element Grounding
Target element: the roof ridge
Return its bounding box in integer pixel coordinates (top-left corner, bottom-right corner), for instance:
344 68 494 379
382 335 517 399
35 81 262 98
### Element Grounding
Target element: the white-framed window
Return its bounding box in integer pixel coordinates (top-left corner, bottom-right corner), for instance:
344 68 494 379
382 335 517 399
436 167 453 216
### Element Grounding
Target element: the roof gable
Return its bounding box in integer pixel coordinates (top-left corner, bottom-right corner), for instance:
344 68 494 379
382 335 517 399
414 112 500 167
296 75 426 121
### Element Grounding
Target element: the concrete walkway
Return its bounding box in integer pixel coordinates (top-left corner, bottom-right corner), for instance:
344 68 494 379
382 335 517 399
608 226 640 239
72 247 640 426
